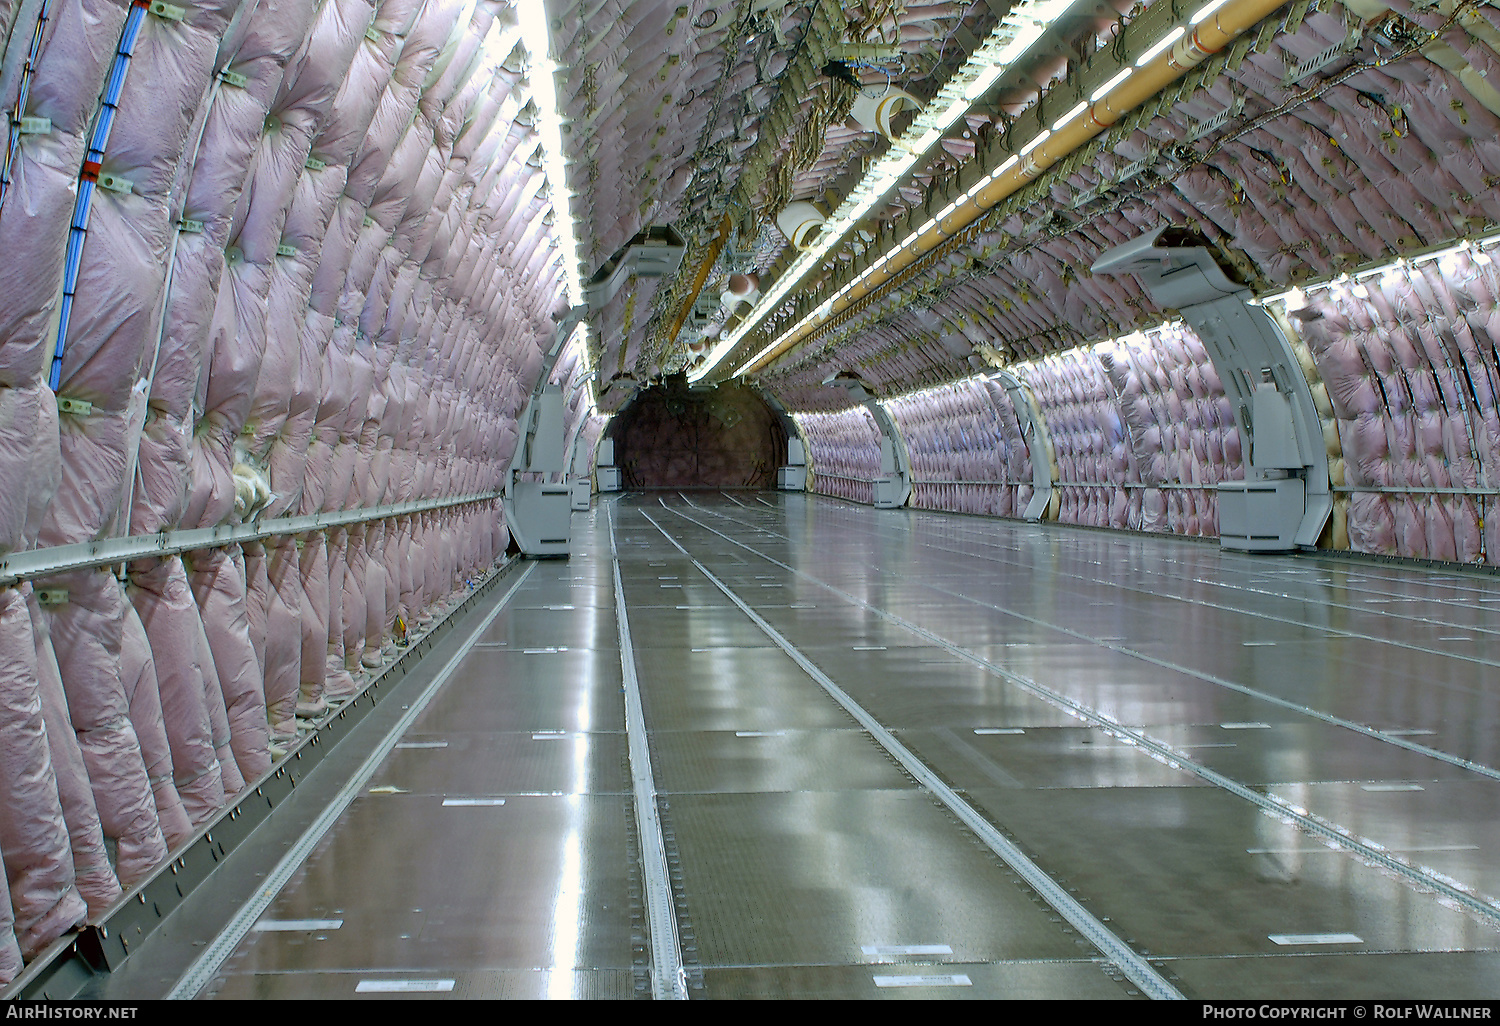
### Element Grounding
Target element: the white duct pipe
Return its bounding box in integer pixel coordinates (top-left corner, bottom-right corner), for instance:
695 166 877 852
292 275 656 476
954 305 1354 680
719 271 761 314
775 201 826 251
849 85 921 140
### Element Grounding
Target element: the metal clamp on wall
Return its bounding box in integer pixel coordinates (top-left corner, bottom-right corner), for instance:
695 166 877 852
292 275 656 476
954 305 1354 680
1092 227 1332 552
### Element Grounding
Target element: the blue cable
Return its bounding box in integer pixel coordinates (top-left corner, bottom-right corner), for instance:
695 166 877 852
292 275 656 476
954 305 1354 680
50 0 149 392
0 0 53 208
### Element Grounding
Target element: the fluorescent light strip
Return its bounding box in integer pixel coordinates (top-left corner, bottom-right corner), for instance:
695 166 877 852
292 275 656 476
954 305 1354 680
1136 27 1183 67
1021 129 1051 154
714 4 1225 380
516 5 585 308
1256 233 1500 307
962 63 1006 101
1192 0 1229 22
1091 67 1132 102
1052 102 1088 130
692 0 1099 381
729 149 1038 375
1411 240 1471 265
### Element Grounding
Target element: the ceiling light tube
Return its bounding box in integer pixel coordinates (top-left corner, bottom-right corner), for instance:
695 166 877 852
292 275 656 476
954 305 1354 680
696 0 1105 382
1412 241 1469 265
1136 27 1183 67
1052 101 1088 129
962 64 1005 100
1090 67 1132 101
727 0 1379 383
516 5 584 306
1191 0 1228 22
995 23 1046 64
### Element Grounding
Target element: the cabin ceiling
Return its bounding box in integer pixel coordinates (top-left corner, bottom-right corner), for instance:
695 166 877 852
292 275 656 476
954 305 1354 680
545 0 1500 415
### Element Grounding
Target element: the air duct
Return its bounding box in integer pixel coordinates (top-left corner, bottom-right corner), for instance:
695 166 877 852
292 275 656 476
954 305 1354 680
775 201 826 252
719 272 760 313
849 85 921 140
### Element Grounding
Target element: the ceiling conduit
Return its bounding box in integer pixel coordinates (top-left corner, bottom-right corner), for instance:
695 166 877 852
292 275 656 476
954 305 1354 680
734 0 1297 378
663 212 732 345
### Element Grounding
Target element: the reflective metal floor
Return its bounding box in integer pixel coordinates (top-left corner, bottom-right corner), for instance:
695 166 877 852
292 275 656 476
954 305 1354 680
196 493 1500 999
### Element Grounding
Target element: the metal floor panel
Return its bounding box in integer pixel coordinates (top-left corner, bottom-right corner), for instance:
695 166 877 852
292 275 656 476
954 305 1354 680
373 730 630 796
902 725 1215 790
696 961 1141 1000
166 494 1500 999
413 649 626 733
476 607 620 651
960 785 1492 960
831 683 1077 732
632 648 861 732
213 792 638 973
1260 779 1500 897
623 607 780 649
1141 721 1481 787
1165 952 1500 1001
663 789 1096 968
203 968 641 1000
648 728 915 793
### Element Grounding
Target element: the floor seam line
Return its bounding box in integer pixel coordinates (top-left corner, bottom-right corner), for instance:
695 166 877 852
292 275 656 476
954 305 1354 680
661 497 1500 935
608 504 689 1001
639 504 1184 1002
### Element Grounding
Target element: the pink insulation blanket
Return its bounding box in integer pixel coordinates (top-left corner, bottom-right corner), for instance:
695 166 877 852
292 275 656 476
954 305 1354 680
0 0 543 966
887 380 1028 518
1291 256 1498 564
795 406 884 506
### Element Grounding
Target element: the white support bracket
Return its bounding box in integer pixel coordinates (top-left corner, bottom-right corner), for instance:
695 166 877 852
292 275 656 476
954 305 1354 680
581 226 686 310
1092 227 1332 551
503 307 588 557
595 437 621 493
990 369 1056 522
755 386 809 492
823 373 912 508
565 427 594 510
